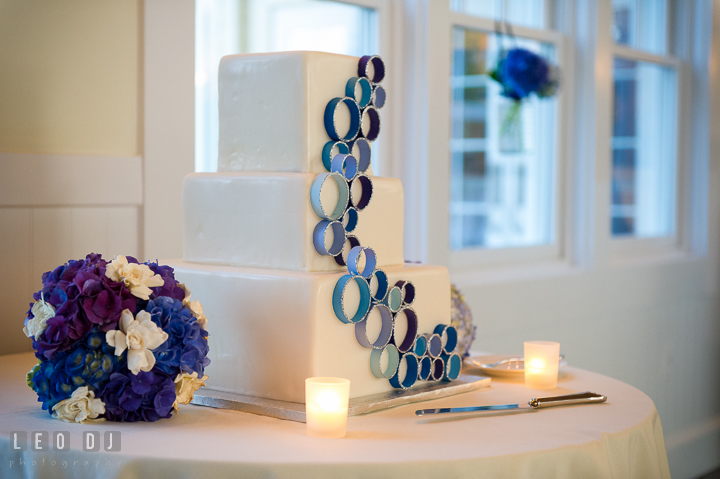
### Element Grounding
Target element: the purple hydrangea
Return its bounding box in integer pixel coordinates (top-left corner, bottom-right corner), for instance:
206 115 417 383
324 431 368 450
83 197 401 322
146 297 210 377
30 254 139 360
100 371 175 422
147 262 186 302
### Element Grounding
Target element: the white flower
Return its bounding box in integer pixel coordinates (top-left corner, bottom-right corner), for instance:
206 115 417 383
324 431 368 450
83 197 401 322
105 255 164 300
178 283 192 304
23 293 55 340
178 283 207 330
106 309 169 375
188 300 208 330
52 386 105 423
173 372 208 410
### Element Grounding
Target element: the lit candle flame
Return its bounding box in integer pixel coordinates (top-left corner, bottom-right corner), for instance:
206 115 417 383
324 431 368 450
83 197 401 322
529 358 545 371
314 390 342 412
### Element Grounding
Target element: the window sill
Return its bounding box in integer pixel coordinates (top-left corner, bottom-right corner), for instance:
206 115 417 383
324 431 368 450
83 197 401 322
449 257 580 287
608 236 695 268
448 241 703 288
609 247 700 270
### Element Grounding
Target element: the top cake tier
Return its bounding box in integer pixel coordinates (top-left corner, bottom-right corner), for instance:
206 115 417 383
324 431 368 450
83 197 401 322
219 51 376 174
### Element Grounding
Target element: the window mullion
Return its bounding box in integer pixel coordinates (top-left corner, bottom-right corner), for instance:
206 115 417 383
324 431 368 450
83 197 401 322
590 0 614 267
610 44 680 68
449 11 563 44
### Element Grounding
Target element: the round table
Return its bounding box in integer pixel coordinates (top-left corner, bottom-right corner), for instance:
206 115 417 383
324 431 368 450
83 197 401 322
0 352 670 478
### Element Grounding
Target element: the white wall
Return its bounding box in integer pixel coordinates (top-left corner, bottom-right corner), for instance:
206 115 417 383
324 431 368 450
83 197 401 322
0 0 144 356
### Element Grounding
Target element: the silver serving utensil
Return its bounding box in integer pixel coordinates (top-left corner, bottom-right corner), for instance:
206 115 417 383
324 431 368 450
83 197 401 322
468 354 566 369
415 391 607 416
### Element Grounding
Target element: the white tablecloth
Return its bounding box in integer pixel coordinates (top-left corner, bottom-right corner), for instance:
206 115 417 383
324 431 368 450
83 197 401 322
0 352 670 478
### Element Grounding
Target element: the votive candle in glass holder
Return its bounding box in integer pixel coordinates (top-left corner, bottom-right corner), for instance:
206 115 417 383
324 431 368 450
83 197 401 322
305 377 350 438
524 341 560 389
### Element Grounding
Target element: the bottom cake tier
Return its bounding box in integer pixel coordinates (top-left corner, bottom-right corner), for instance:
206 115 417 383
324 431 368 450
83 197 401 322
166 260 451 403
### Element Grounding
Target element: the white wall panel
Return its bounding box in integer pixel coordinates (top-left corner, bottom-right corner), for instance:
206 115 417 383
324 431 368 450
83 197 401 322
143 0 195 260
0 153 143 206
0 209 33 356
0 205 139 356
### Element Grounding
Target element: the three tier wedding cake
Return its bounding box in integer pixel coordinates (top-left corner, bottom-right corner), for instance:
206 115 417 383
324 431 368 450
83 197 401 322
168 51 460 404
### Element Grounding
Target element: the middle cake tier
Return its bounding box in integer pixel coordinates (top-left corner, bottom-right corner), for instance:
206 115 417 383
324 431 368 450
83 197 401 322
183 172 404 272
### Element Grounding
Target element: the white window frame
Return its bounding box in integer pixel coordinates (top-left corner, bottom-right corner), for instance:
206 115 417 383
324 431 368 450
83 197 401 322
444 12 569 272
400 1 575 281
394 0 709 284
604 1 687 263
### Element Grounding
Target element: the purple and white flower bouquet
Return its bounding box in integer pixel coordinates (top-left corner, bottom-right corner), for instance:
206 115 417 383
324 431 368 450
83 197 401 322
24 253 210 423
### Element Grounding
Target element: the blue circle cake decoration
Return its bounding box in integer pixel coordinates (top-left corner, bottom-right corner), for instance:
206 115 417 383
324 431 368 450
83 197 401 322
332 274 372 324
345 76 373 108
333 235 360 267
370 344 400 379
349 138 372 173
389 353 419 389
418 355 433 381
313 220 346 256
354 303 393 349
322 140 349 171
324 96 361 142
310 55 462 389
310 172 349 221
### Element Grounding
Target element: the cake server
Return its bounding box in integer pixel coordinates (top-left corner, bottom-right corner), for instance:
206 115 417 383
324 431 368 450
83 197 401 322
415 391 607 416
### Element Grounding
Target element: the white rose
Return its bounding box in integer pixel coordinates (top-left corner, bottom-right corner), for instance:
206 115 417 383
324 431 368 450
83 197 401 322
178 284 207 330
23 294 55 340
188 300 208 330
106 309 169 375
173 372 208 410
178 283 192 305
105 255 164 300
52 386 105 423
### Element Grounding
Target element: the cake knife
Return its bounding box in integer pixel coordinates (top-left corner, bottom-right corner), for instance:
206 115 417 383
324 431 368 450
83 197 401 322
415 391 607 416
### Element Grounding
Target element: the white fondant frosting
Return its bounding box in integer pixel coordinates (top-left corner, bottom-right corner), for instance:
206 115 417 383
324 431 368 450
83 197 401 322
182 172 404 271
175 50 457 401
166 261 451 403
219 51 373 174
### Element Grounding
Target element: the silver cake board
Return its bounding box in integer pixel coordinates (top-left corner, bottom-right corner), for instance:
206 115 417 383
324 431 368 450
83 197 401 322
190 374 491 422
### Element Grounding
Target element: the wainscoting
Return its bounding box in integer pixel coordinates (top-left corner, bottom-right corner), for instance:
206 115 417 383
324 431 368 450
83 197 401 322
0 153 142 355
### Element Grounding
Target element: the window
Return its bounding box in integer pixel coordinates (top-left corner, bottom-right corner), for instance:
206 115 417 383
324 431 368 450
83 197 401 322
611 0 668 55
450 28 557 250
452 0 547 29
610 0 678 239
445 1 563 266
611 59 676 237
195 0 378 173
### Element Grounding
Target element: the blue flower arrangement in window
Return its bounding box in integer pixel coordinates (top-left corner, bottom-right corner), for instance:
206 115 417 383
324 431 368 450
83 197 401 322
487 33 560 140
488 47 560 102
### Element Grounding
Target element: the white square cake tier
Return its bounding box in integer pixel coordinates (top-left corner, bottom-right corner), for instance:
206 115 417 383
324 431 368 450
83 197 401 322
182 172 404 272
219 51 374 174
166 261 451 403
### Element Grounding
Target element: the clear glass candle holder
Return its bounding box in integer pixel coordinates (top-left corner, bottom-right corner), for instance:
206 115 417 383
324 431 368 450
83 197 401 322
305 377 350 438
524 341 560 389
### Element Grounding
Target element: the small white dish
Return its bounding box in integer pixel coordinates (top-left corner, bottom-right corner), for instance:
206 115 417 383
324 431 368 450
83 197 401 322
464 354 567 378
